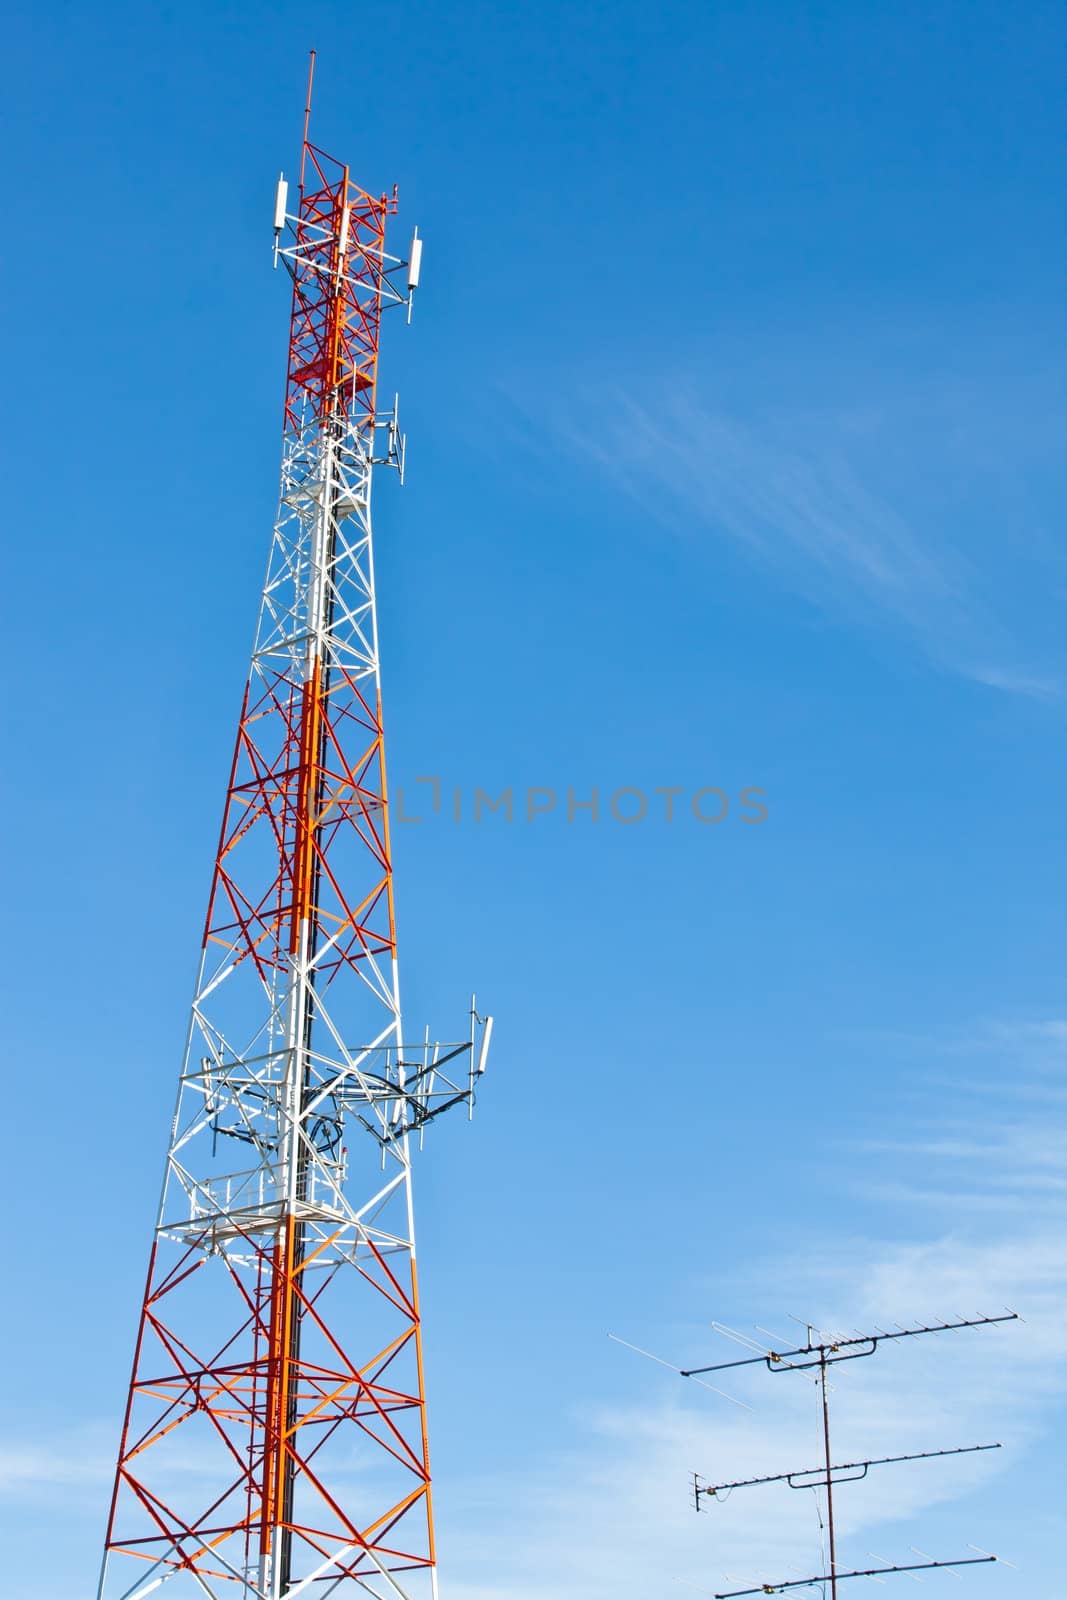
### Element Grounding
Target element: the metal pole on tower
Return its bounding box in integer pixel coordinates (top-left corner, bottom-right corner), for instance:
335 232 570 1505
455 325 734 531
98 62 490 1600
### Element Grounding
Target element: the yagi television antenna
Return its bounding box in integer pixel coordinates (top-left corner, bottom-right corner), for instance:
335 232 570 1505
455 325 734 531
614 1310 1019 1597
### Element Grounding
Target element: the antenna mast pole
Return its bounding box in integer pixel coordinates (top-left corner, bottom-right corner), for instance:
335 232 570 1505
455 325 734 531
818 1343 838 1600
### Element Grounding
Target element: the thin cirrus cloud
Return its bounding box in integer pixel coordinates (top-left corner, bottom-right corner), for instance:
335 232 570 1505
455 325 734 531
558 387 1062 700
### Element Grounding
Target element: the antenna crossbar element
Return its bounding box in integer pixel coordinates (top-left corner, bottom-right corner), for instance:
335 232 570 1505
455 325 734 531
713 1555 997 1596
696 1442 1000 1501
682 1312 1018 1379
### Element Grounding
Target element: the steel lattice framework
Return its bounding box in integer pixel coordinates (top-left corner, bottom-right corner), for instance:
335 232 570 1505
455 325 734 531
99 95 489 1600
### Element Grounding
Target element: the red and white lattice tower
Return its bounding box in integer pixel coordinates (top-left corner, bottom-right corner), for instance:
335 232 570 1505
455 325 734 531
99 66 491 1600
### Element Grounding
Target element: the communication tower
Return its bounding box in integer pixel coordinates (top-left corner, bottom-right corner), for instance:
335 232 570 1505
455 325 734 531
98 59 491 1600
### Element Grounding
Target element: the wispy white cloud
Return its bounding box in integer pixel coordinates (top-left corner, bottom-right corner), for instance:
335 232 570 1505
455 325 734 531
552 387 1063 698
967 665 1063 699
842 1017 1067 1215
0 1433 114 1496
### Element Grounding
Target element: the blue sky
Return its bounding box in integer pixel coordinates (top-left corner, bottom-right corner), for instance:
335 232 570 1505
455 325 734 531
2 1 1065 1595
